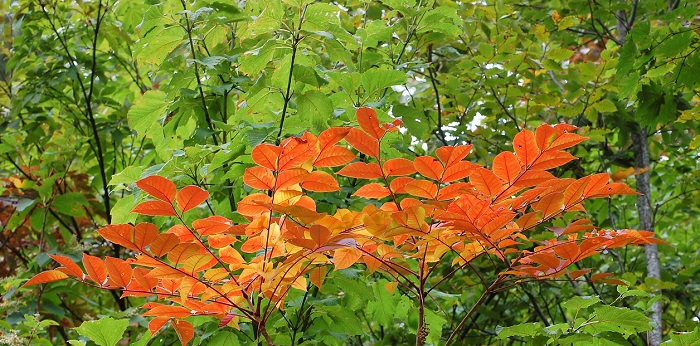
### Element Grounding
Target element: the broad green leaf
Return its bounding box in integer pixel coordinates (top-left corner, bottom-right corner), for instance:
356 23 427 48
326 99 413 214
497 322 544 339
563 296 600 311
128 91 168 137
74 317 129 346
582 306 651 337
209 331 240 346
53 193 89 217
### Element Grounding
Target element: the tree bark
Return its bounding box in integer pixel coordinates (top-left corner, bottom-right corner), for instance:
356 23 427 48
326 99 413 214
631 126 663 346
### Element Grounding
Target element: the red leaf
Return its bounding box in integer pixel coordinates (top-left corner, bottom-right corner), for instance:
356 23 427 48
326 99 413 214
132 200 177 216
356 107 386 140
105 257 132 287
315 146 356 167
243 166 275 190
593 182 640 196
252 144 282 170
535 124 558 150
83 253 107 286
414 156 444 181
492 152 521 182
345 128 380 158
337 162 383 179
193 216 233 236
513 129 540 167
300 171 340 192
383 158 417 176
136 176 177 203
354 183 391 199
583 173 610 197
48 254 84 279
176 185 209 213
436 145 472 166
172 319 195 345
22 270 68 287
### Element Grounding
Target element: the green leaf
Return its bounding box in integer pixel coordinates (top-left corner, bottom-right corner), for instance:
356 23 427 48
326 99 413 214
74 317 129 346
209 331 240 345
593 99 618 113
563 296 600 311
424 309 447 345
665 327 700 346
128 91 168 137
393 104 429 139
111 196 138 224
108 166 143 186
361 68 406 98
53 193 88 217
497 322 544 339
297 90 332 132
582 306 651 337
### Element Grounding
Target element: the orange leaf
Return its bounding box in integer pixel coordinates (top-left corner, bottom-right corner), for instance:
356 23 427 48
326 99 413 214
530 151 576 171
251 144 281 170
436 145 472 166
492 152 521 182
337 162 383 179
404 180 438 199
593 183 640 196
97 224 138 252
238 193 272 216
550 133 587 151
143 305 191 318
83 254 107 286
345 128 380 158
583 174 610 197
442 161 474 183
533 192 565 218
134 223 160 251
172 319 195 345
470 167 503 196
176 185 209 213
333 248 361 270
383 158 417 176
390 177 415 194
136 176 177 203
168 243 201 265
105 257 133 287
132 200 177 216
279 140 317 171
22 270 68 287
356 107 386 139
240 235 264 253
148 317 170 336
300 171 340 192
314 146 356 167
276 169 309 190
535 124 558 150
208 235 238 248
149 233 180 257
48 254 84 279
243 167 275 190
318 127 351 150
513 129 540 167
193 216 232 236
414 156 444 181
309 266 327 289
354 183 391 199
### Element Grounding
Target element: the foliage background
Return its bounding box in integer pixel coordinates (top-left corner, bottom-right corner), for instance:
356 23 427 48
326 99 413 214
0 0 699 345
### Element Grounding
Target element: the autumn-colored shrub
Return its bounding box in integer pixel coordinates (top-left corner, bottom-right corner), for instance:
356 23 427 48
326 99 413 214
23 108 660 345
